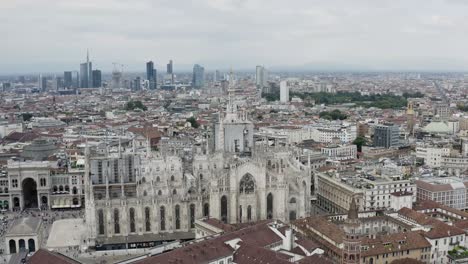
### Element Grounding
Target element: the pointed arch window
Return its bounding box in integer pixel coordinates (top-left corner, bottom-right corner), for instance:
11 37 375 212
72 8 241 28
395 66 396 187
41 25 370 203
129 208 136 233
239 174 255 194
160 206 166 231
175 205 180 229
114 209 120 234
145 207 151 232
98 209 105 235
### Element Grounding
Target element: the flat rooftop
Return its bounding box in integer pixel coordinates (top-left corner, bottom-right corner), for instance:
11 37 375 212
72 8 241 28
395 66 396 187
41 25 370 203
46 219 86 249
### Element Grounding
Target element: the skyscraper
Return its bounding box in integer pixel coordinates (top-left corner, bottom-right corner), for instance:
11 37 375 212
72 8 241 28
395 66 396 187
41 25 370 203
73 72 80 89
64 71 73 88
92 70 102 88
54 77 63 90
256 65 268 87
167 60 174 84
80 50 92 88
214 70 220 82
133 77 141 91
280 80 289 103
166 60 173 74
192 64 205 89
39 75 47 92
146 61 157 90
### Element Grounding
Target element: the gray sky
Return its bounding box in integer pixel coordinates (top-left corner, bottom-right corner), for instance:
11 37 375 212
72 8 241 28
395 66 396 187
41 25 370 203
1 0 468 73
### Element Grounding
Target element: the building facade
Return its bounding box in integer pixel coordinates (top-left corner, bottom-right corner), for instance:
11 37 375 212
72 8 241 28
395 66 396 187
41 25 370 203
84 101 313 250
373 124 400 148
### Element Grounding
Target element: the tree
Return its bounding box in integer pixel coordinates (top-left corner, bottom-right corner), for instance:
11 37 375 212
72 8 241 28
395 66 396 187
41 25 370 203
319 109 348 120
21 113 33 122
125 100 147 111
353 136 367 152
186 117 199 128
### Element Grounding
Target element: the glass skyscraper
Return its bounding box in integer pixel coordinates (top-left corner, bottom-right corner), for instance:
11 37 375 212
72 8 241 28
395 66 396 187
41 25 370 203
192 64 205 89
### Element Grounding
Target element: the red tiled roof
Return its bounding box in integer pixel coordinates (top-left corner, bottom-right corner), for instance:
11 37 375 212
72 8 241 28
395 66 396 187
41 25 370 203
137 220 282 264
27 249 81 264
233 242 292 264
391 258 425 264
398 207 465 239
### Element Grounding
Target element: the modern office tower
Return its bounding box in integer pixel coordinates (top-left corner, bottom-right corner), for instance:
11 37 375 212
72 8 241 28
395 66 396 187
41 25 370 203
80 50 93 88
214 70 220 82
54 77 63 90
64 71 73 88
192 64 205 88
39 75 48 92
280 80 289 103
256 65 268 87
167 60 174 84
92 70 102 88
18 76 26 83
73 72 80 88
167 60 173 74
146 61 157 90
373 124 400 148
133 77 141 91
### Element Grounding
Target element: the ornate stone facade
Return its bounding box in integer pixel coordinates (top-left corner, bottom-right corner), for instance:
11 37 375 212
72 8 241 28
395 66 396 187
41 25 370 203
84 101 313 249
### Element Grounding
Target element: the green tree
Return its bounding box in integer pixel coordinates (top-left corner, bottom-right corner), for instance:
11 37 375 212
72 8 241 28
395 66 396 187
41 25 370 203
186 117 199 128
353 136 367 152
125 100 147 111
319 109 348 120
21 113 33 121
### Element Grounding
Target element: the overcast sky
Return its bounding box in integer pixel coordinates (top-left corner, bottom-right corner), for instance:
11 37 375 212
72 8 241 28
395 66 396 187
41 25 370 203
1 0 468 73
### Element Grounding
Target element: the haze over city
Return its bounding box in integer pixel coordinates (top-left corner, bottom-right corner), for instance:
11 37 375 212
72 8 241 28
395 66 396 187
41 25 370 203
3 0 468 73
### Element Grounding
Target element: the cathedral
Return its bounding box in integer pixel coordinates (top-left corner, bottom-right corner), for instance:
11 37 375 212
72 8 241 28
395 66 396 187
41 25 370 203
84 100 313 249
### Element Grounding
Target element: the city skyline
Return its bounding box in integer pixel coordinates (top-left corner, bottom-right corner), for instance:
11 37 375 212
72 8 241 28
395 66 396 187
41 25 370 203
2 0 468 73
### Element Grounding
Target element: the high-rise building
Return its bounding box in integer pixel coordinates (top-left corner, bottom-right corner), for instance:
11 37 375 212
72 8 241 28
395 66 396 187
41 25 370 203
133 77 141 91
166 60 173 74
73 72 80 89
64 71 73 88
167 60 174 84
92 70 102 88
192 64 205 88
214 70 220 82
39 74 47 92
54 77 63 90
146 61 157 90
256 65 268 87
373 124 400 148
80 50 92 88
280 80 289 103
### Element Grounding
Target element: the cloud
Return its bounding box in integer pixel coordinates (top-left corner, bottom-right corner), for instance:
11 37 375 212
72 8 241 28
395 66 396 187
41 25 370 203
0 0 468 73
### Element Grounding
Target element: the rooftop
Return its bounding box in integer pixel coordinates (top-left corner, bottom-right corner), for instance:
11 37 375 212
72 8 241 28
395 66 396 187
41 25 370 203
7 217 42 236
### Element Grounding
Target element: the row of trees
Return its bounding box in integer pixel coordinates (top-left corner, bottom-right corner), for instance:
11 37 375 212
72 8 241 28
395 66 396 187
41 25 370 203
290 91 412 109
125 100 147 111
319 109 347 120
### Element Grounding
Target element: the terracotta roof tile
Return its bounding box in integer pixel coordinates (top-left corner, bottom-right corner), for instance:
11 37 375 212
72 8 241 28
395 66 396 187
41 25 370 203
27 249 81 264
